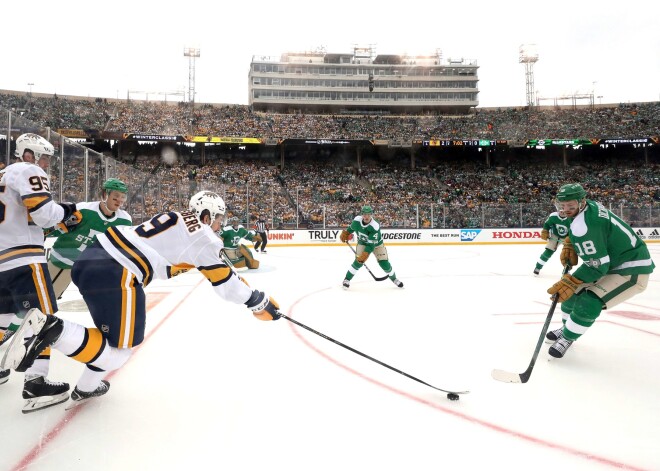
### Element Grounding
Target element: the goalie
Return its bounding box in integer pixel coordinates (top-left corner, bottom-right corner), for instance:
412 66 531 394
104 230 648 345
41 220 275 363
217 217 261 269
340 205 403 289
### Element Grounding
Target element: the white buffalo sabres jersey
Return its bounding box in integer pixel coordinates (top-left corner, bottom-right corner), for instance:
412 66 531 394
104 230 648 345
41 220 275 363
0 162 65 272
95 210 253 304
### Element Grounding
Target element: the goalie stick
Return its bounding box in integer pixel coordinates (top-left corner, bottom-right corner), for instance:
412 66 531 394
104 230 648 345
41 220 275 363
345 242 389 281
491 264 572 384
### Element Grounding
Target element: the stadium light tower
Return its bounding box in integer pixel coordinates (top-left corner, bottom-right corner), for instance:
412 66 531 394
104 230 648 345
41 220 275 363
183 47 200 105
519 44 539 108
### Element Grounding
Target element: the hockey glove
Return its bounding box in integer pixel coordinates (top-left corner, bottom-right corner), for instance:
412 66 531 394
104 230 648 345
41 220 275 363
340 230 351 243
547 274 583 302
245 290 281 321
57 203 83 233
541 229 549 241
560 237 578 267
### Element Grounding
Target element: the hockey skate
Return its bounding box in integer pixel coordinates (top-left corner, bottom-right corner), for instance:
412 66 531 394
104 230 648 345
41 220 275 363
545 327 564 342
22 375 70 413
549 337 573 358
66 380 110 410
533 268 540 275
342 279 350 289
391 278 404 288
0 369 9 385
1 309 63 372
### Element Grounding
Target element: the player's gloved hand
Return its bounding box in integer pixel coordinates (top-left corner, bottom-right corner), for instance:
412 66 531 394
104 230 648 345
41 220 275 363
541 229 549 241
356 251 369 263
57 203 83 233
547 274 583 302
245 290 281 321
253 233 263 243
560 237 578 267
340 230 351 243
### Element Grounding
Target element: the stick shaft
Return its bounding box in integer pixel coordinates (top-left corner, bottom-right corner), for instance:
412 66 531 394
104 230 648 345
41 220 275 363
281 313 468 395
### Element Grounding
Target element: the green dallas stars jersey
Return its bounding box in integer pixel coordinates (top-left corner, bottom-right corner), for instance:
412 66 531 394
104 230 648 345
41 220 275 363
346 216 383 249
49 201 132 269
569 200 655 283
542 211 570 240
216 224 257 249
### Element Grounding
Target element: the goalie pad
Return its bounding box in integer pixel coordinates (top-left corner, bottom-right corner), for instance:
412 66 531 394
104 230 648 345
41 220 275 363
239 245 260 269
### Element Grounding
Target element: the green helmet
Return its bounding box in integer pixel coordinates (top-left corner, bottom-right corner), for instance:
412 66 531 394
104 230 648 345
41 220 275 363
103 178 128 194
361 205 373 215
556 183 587 202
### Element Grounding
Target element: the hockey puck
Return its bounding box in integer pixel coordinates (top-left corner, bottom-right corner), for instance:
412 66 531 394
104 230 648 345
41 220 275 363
447 393 460 401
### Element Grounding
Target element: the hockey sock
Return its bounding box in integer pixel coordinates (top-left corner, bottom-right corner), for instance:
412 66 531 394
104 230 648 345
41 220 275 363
346 262 364 280
26 353 51 378
564 291 603 341
377 260 393 275
535 248 556 270
75 343 131 392
76 366 108 392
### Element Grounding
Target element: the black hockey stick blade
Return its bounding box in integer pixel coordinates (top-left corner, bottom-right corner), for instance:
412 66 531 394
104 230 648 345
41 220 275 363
345 242 389 281
491 264 571 384
281 313 469 396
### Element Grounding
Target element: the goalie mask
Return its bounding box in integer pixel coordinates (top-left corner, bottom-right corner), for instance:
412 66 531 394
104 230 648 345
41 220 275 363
14 133 55 164
189 191 226 224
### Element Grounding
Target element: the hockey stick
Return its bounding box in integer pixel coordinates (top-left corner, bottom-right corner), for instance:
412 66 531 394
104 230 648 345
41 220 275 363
345 242 389 281
491 264 572 384
280 312 469 397
220 240 466 398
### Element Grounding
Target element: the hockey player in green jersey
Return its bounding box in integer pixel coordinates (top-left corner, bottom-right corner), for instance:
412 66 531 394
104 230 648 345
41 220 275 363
216 217 261 269
1 178 134 409
533 210 570 275
340 205 403 289
47 178 132 298
546 183 655 358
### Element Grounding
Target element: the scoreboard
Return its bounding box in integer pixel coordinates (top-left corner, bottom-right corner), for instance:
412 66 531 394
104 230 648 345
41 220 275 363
422 139 508 147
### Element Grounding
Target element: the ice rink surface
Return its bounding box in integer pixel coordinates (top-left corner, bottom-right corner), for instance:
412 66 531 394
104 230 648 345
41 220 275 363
1 243 659 471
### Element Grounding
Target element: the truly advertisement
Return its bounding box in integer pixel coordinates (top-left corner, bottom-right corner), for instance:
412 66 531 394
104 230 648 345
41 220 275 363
308 230 341 243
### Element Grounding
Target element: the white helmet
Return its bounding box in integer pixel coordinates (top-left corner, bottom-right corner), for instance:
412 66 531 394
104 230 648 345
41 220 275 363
189 191 226 223
14 133 55 163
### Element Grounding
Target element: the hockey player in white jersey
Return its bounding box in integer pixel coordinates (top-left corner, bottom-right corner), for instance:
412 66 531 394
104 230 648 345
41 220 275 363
0 133 82 412
1 191 281 408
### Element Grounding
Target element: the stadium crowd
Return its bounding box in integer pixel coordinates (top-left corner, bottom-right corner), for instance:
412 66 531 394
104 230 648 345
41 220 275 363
2 92 660 141
1 92 659 228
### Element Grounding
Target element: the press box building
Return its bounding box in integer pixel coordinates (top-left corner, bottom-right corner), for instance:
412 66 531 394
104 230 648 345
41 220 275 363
248 46 478 115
